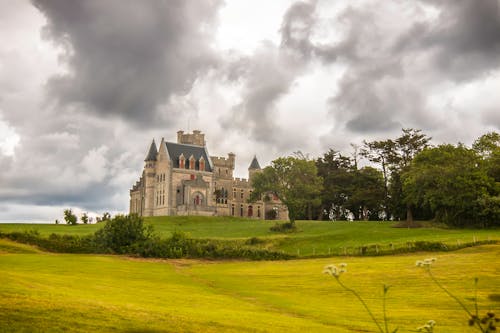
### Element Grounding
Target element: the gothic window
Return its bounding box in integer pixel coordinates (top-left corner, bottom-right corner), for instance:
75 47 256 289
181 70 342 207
233 188 236 199
240 205 244 217
199 158 205 171
257 206 261 218
240 189 244 199
248 205 253 217
189 156 195 170
231 204 235 216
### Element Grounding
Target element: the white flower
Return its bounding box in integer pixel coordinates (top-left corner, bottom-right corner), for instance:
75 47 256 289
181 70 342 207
323 264 347 277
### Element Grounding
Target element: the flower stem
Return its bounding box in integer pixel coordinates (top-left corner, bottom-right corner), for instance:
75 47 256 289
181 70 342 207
335 277 385 333
426 268 485 332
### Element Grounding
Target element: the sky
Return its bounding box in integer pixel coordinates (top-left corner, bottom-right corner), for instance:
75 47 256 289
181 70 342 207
0 0 499 222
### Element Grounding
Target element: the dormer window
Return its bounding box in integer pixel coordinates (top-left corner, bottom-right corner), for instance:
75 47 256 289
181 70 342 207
179 153 185 169
199 157 205 171
189 155 195 170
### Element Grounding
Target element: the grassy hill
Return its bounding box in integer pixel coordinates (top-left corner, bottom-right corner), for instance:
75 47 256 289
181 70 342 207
0 239 498 332
1 217 499 257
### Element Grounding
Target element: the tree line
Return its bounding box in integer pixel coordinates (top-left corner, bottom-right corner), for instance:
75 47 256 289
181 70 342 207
251 129 500 228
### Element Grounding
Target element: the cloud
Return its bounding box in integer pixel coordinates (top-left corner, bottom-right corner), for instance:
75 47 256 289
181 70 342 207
32 0 222 127
322 0 500 135
220 0 320 148
398 0 500 81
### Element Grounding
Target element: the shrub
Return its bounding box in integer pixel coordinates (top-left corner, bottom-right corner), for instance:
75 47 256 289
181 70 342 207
94 214 153 254
270 222 296 233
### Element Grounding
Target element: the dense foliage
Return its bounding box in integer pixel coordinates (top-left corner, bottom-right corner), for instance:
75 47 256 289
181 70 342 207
403 143 499 227
250 155 323 224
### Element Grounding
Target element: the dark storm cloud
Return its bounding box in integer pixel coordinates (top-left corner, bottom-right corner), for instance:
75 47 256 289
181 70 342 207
280 0 317 59
399 0 500 81
32 0 222 126
324 0 500 134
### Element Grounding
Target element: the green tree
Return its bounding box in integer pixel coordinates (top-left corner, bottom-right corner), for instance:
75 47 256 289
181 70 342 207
250 155 323 225
346 167 385 220
316 150 385 220
362 128 431 221
403 144 497 227
81 212 89 224
473 132 500 182
316 149 354 220
63 209 78 225
361 139 398 219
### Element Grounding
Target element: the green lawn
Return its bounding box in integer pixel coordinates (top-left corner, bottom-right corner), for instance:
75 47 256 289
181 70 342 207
2 217 499 257
0 238 499 332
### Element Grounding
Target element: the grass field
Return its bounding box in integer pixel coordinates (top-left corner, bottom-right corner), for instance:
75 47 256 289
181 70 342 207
1 217 499 257
0 238 499 332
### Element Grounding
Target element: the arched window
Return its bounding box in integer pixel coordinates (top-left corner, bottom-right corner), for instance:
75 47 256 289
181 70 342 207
248 205 253 217
240 204 244 217
193 192 204 206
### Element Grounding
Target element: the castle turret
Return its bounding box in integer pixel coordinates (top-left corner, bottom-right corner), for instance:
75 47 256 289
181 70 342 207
248 155 261 181
143 139 158 216
145 139 158 162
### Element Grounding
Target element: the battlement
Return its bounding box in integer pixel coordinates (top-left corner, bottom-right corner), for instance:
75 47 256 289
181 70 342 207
234 177 248 183
211 153 235 169
177 130 205 146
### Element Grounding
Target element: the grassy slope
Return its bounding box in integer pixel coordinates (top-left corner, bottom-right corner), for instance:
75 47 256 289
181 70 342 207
2 217 498 257
0 239 499 332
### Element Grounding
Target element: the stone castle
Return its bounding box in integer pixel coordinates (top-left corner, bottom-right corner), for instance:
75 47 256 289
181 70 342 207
129 130 288 220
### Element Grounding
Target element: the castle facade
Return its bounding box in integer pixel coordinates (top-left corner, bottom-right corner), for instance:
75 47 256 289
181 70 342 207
130 130 288 220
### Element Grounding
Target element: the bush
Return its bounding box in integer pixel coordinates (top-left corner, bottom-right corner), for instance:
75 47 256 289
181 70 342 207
270 222 296 233
1 230 96 253
94 214 153 254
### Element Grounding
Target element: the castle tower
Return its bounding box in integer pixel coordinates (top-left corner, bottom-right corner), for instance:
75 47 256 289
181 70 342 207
177 130 206 146
143 139 158 216
248 155 261 182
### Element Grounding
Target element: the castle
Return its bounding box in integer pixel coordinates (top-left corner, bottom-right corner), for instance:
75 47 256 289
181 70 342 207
129 130 288 220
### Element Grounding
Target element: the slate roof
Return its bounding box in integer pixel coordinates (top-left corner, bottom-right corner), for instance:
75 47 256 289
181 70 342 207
165 142 212 171
248 155 261 169
145 140 158 161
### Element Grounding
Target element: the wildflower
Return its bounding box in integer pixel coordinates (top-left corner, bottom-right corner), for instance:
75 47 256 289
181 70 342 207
323 264 347 278
416 258 437 268
416 319 436 332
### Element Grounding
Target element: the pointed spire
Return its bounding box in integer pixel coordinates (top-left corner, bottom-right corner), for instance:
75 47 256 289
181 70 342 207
144 139 158 161
248 155 261 169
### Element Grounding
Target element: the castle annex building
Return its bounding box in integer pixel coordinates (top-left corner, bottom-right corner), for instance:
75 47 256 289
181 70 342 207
130 130 288 220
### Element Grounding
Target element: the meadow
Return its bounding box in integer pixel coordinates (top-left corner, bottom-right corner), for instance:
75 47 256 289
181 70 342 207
0 237 499 332
1 217 499 257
